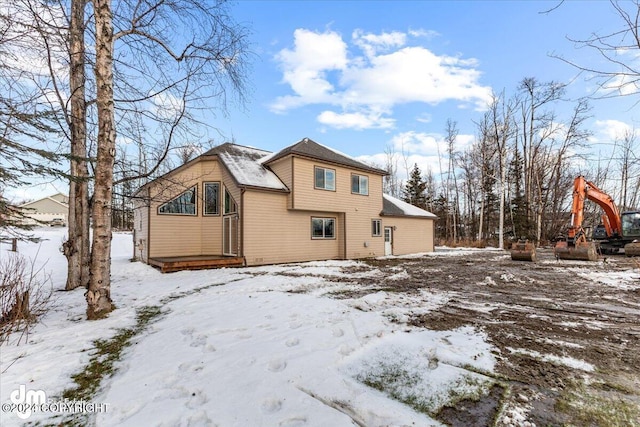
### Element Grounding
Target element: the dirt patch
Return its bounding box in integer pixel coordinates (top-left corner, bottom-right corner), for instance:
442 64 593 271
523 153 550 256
437 384 505 427
342 249 640 426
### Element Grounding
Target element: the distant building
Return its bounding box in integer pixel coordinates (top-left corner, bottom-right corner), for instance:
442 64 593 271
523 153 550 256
18 193 69 225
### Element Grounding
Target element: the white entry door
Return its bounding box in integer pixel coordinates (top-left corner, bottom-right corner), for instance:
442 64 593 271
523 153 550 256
384 227 393 256
223 216 238 256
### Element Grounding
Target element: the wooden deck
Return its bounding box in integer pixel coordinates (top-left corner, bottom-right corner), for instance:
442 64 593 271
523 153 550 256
149 255 245 273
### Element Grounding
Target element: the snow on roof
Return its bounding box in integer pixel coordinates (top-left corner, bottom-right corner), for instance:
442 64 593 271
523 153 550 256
382 194 437 218
211 143 289 191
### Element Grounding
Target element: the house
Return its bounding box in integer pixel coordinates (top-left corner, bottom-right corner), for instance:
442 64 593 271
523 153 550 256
18 193 69 225
133 138 436 271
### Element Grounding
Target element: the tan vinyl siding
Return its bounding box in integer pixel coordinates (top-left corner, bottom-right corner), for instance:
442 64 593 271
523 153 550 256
291 157 383 213
289 156 385 259
22 198 69 215
383 216 435 255
242 190 341 265
267 156 293 208
148 159 224 258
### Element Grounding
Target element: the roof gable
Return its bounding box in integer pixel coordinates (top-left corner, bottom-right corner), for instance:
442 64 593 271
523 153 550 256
20 194 69 209
263 137 387 175
207 143 288 191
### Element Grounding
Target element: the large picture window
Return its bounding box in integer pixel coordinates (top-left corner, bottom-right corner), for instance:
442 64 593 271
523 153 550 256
311 217 335 239
204 182 220 215
352 174 369 195
158 185 197 215
314 167 336 191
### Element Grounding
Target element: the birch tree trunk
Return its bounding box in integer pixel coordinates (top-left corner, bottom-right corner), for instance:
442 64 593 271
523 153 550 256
87 0 115 319
64 0 90 291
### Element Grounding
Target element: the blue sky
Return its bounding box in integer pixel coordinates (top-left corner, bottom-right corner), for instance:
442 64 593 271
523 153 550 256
11 0 639 201
207 1 637 169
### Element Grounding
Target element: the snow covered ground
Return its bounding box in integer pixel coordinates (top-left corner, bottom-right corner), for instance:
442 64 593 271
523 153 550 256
1 228 498 426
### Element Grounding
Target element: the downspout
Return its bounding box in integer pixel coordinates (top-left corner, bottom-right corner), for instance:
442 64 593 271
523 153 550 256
146 187 151 263
291 156 295 210
240 188 246 266
343 213 347 260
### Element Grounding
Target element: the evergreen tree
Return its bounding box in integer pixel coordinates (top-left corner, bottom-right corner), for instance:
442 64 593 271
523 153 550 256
402 163 427 209
0 97 62 239
507 146 534 240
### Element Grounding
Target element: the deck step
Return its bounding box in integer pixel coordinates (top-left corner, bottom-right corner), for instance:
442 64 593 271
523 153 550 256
148 256 244 273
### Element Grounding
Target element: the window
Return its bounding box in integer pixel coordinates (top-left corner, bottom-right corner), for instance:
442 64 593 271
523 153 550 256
372 219 381 237
158 186 196 215
311 217 335 239
204 182 220 215
224 188 237 214
351 174 369 195
622 212 640 237
314 167 336 191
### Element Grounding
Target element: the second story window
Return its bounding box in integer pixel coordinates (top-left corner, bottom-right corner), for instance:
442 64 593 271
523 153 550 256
315 166 336 191
351 174 369 195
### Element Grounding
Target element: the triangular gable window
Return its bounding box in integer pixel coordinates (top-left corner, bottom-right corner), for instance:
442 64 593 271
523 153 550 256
158 185 197 215
224 188 237 214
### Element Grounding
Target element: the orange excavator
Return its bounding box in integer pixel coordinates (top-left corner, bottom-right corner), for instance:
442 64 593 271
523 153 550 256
554 176 640 261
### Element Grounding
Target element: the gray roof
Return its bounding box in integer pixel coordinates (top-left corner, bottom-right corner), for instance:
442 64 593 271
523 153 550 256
381 194 437 218
203 143 288 191
263 137 387 175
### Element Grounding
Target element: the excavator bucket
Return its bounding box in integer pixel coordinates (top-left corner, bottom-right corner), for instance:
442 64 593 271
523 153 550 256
554 240 598 261
510 240 536 262
625 242 640 257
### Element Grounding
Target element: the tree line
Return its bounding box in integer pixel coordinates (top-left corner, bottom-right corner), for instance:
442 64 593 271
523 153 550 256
396 79 639 249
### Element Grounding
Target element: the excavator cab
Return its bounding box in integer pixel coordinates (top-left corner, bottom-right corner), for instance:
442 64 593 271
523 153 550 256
622 211 640 257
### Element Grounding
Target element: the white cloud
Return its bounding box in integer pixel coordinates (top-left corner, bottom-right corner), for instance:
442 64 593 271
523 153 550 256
352 29 407 58
153 92 185 121
270 28 492 130
271 29 348 112
389 131 475 156
416 113 432 123
595 119 633 141
317 110 395 130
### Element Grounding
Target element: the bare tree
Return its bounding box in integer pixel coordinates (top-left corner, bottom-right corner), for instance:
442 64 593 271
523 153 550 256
383 144 401 198
486 92 516 250
64 0 91 291
554 1 640 99
444 119 460 243
518 77 565 234
82 0 251 318
613 129 639 210
8 0 251 317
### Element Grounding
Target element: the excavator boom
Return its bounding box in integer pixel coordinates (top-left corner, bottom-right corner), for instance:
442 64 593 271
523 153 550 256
555 176 622 261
